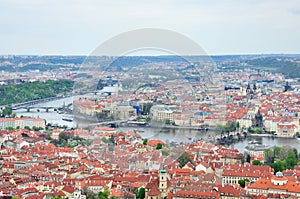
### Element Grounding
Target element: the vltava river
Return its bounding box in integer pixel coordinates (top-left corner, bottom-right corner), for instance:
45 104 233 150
14 96 300 153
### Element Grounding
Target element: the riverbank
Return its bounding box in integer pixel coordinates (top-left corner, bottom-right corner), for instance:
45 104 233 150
248 133 275 137
247 133 298 139
230 136 300 153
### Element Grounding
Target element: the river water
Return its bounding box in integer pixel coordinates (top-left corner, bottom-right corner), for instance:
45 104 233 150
15 96 76 128
14 96 300 153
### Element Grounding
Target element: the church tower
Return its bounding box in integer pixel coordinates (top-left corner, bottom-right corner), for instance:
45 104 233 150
159 163 169 197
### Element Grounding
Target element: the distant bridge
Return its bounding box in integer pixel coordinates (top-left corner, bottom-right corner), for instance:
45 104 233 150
215 130 247 145
12 96 62 108
14 106 61 112
11 95 72 112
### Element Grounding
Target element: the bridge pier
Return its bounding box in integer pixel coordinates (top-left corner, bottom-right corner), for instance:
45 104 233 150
26 107 30 112
46 108 49 112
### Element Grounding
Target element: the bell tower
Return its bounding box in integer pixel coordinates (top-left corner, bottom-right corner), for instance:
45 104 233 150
159 163 168 197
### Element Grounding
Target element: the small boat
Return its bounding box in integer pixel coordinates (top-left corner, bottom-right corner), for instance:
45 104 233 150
248 140 260 144
134 129 145 133
62 115 73 122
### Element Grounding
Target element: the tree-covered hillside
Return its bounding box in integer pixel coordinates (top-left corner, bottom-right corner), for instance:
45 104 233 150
0 80 73 105
245 57 300 78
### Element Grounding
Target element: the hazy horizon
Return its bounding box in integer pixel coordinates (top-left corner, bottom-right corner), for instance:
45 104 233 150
1 0 300 55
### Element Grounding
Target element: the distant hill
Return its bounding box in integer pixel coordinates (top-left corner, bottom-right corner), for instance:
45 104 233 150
1 54 300 77
244 57 300 78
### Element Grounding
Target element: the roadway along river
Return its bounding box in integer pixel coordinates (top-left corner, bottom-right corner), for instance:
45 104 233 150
14 96 300 153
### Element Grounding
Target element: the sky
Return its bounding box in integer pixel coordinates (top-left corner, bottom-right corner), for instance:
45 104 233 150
0 0 300 55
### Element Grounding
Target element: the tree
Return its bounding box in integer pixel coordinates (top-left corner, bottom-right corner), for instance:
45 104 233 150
236 122 240 131
246 154 251 163
252 160 262 166
161 147 170 156
177 152 193 168
137 187 145 199
255 128 263 134
293 148 299 160
238 179 249 188
278 146 290 160
266 146 300 172
32 126 43 131
227 121 237 132
24 126 31 130
59 131 73 140
1 107 12 117
143 139 148 145
156 143 162 150
5 126 14 130
165 119 171 125
102 137 110 144
271 160 286 173
247 127 255 133
142 103 153 115
264 148 274 164
98 188 110 199
0 80 73 106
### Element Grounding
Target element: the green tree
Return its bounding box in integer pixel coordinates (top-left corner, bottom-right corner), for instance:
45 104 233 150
0 80 73 106
238 179 249 188
177 152 193 168
156 143 163 150
252 160 262 165
101 137 110 144
142 103 153 115
2 107 12 117
264 148 274 164
161 147 170 156
98 188 110 199
255 128 262 134
137 187 145 199
11 112 17 118
165 119 171 125
293 148 299 160
143 139 148 145
271 160 286 172
5 126 15 130
32 126 43 131
24 126 31 130
52 196 63 199
246 154 251 163
247 127 255 133
236 122 240 131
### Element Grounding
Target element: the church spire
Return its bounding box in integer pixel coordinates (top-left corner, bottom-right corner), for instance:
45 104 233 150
160 162 166 174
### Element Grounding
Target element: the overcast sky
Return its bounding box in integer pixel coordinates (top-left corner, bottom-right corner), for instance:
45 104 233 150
1 0 300 55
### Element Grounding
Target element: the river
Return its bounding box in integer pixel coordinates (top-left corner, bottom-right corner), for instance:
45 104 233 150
14 96 76 128
14 96 300 153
